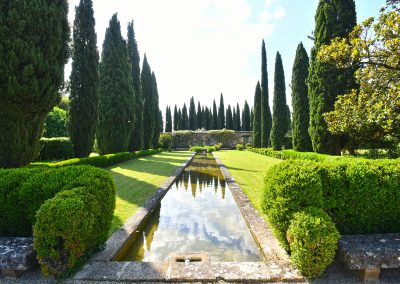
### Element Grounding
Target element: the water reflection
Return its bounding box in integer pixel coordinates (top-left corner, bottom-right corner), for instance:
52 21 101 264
121 154 261 262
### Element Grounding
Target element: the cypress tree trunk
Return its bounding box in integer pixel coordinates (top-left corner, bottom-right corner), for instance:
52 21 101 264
291 42 312 151
0 0 70 168
253 82 262 147
165 106 172 132
182 104 189 130
242 101 251 131
236 103 241 131
68 0 99 158
152 72 160 148
97 14 134 154
308 0 357 155
226 105 233 130
212 100 218 130
141 55 154 149
189 97 196 130
127 21 143 151
261 40 272 147
218 93 225 129
173 105 179 131
270 52 287 150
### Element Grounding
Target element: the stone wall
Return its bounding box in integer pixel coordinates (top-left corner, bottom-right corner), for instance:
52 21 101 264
171 131 252 149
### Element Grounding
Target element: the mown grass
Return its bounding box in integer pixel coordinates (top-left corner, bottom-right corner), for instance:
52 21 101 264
107 151 191 235
214 150 281 220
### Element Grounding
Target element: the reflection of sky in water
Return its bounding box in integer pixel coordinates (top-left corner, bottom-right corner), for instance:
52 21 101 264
122 154 261 262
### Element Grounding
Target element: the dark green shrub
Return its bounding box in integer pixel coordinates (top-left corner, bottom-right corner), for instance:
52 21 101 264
262 160 324 250
236 144 244 151
39 137 74 161
249 147 339 162
159 133 172 150
214 143 223 151
189 146 215 153
287 207 339 278
44 107 68 138
245 143 252 150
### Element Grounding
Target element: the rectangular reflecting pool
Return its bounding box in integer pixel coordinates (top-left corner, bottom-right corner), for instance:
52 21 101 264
117 154 261 262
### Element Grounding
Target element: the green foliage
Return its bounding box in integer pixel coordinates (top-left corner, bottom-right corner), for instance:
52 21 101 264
97 14 134 154
59 95 70 111
214 143 223 151
190 146 215 153
68 0 99 158
235 103 241 131
0 0 70 168
44 107 68 138
291 43 312 152
189 97 197 130
308 0 357 155
142 55 154 148
173 105 179 131
236 144 244 151
242 101 251 131
249 147 341 162
171 130 193 148
151 72 161 148
253 82 261 148
39 137 74 161
34 149 161 168
165 106 172 132
318 9 400 147
182 104 189 130
226 105 233 130
127 21 143 151
217 93 225 129
197 102 203 129
159 133 172 150
261 40 272 148
245 143 252 149
208 129 236 147
212 100 218 130
287 207 340 278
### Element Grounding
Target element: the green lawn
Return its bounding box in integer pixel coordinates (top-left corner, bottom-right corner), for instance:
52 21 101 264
214 150 281 220
107 151 191 235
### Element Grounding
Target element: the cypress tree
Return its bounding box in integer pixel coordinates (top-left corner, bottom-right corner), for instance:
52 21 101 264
197 102 203 129
236 103 242 131
189 97 197 130
97 14 134 154
68 0 98 158
242 101 251 131
232 108 237 131
218 93 225 129
308 0 357 154
173 105 178 131
261 40 272 147
208 107 213 130
270 52 287 150
250 108 254 131
253 81 262 147
226 105 233 129
0 0 69 168
127 21 143 150
204 107 210 130
178 108 183 130
159 109 163 134
182 104 189 130
141 55 154 149
165 106 172 132
152 72 160 148
212 100 218 130
291 43 312 151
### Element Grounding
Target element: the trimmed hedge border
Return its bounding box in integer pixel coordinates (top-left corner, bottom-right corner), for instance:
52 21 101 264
248 147 341 162
38 137 74 161
32 148 161 168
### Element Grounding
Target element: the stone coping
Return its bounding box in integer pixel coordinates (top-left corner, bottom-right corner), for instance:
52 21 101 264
74 151 305 283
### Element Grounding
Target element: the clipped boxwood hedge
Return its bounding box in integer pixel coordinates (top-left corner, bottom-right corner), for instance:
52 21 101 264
249 147 340 162
0 166 116 277
38 137 74 161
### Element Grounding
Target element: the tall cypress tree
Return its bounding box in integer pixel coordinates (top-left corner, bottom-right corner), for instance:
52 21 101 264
182 104 189 130
250 108 254 131
204 107 210 130
127 21 143 150
236 103 242 131
270 52 287 150
232 108 237 131
242 101 251 131
173 105 178 131
189 97 197 130
218 93 225 129
97 14 134 154
141 55 154 149
308 0 357 154
197 102 203 129
165 106 172 132
261 40 272 147
212 100 218 130
178 108 183 130
291 42 312 151
68 0 98 158
226 105 233 129
159 109 163 134
253 81 262 147
151 72 160 148
0 0 70 168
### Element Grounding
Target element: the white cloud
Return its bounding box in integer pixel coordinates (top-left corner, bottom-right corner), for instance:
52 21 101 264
66 0 285 113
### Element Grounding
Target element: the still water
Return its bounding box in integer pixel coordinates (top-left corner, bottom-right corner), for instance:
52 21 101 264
120 154 261 262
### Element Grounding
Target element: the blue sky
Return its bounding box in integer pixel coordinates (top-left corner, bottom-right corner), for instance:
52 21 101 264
66 0 386 114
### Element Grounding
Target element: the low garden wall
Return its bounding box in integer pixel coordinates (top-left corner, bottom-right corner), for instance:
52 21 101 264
171 130 252 149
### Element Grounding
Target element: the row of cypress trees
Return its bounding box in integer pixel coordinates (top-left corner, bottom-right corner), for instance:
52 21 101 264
165 96 252 132
68 0 161 156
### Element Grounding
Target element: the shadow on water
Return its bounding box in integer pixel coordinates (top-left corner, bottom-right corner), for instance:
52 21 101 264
119 154 261 262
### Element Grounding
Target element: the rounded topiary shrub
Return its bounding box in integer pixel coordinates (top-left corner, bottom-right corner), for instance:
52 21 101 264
262 160 324 250
286 207 340 278
236 144 244 151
